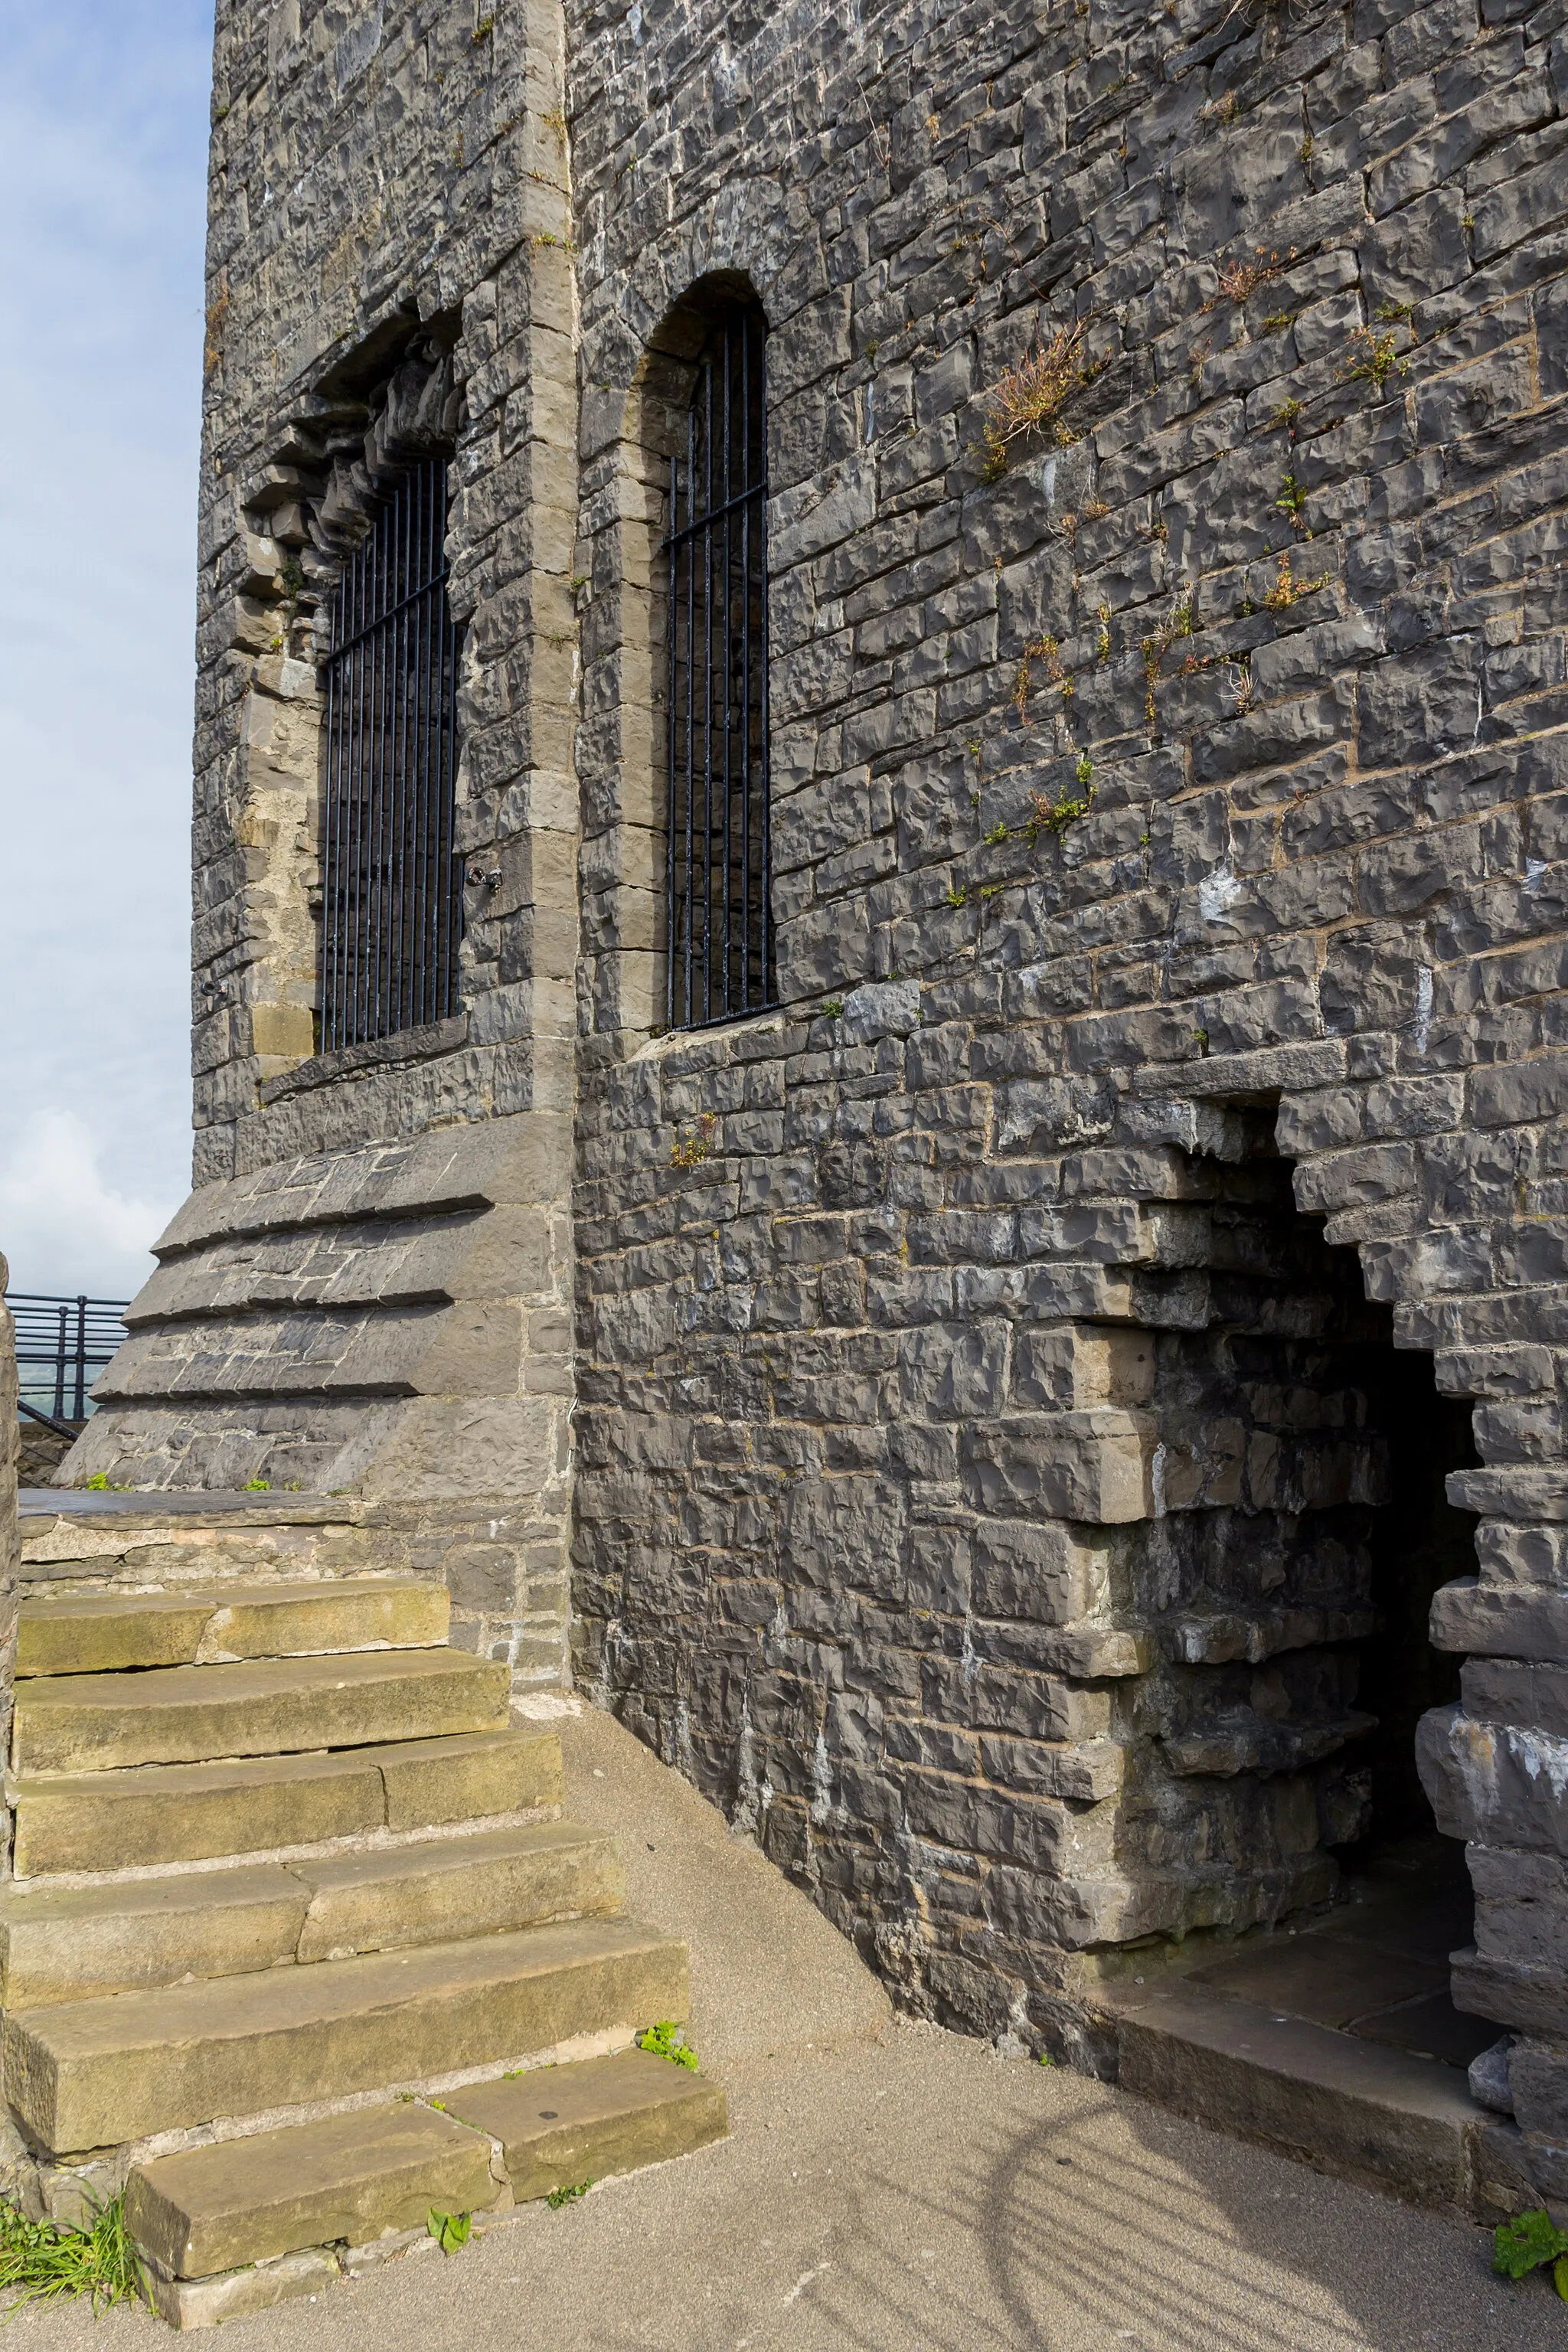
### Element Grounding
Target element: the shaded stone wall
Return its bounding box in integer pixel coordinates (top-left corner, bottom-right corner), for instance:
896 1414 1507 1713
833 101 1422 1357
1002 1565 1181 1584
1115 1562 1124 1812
67 0 583 1687
566 0 1568 2196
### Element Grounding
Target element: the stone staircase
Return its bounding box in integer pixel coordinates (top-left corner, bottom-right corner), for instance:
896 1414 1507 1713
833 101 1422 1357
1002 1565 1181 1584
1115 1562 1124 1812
0 1575 726 2325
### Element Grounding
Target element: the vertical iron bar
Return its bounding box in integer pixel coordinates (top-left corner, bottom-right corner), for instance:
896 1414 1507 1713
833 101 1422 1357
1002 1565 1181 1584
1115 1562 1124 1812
352 508 370 1047
721 318 733 1018
350 510 365 1044
52 1306 65 1422
757 328 772 1006
441 469 461 1017
372 493 391 1041
74 1295 87 1422
410 466 426 1026
394 466 412 1031
666 454 678 1033
354 508 372 1044
702 351 714 1023
740 312 752 1011
684 403 696 1031
323 626 339 1050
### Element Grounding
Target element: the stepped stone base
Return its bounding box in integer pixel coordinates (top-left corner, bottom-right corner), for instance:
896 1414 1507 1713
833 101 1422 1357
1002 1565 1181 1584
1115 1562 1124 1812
0 1557 726 2325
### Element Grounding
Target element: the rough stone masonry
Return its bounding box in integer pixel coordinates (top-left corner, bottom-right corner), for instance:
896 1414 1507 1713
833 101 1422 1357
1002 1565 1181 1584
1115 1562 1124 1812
58 0 1568 2207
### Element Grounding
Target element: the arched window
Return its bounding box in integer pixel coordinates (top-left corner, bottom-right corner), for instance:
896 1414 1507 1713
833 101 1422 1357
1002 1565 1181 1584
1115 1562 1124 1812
663 298 772 1030
318 457 464 1051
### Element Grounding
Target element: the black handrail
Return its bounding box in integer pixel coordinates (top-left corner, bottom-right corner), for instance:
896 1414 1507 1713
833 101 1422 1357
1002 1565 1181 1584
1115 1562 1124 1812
5 1293 129 1422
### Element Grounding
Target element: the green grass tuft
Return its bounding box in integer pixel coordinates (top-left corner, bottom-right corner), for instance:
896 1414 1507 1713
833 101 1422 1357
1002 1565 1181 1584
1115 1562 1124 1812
0 2194 143 2314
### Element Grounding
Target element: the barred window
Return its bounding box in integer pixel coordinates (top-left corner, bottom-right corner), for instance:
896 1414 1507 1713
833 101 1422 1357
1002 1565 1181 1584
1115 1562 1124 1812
319 457 464 1052
664 298 772 1031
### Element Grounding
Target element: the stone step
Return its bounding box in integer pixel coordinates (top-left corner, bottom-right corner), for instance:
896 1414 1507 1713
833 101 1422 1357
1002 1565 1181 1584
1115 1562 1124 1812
11 1726 562 1875
447 2045 728 2201
292 1818 625 1965
11 1648 510 1775
0 1821 624 2005
17 1579 448 1678
1110 1983 1488 2211
122 2050 727 2325
5 1916 689 2155
126 2102 501 2296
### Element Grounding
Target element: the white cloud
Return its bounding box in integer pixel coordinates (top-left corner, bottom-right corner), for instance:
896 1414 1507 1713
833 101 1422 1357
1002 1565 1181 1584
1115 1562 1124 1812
0 2 211 1231
0 1109 178 1302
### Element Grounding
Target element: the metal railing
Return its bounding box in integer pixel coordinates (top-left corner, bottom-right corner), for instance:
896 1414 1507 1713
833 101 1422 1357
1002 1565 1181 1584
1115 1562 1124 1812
7 1293 129 1423
664 299 773 1031
320 456 466 1052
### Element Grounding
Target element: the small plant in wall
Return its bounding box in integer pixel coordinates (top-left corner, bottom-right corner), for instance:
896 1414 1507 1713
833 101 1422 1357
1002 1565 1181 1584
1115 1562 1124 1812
669 1113 717 1170
1140 586 1197 731
978 321 1096 480
1014 633 1072 720
1339 324 1410 395
1026 778 1096 844
1262 548 1331 610
1204 245 1295 311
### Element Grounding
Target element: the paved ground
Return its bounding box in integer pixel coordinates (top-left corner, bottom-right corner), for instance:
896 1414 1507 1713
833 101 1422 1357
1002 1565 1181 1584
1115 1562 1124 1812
11 1705 1557 2350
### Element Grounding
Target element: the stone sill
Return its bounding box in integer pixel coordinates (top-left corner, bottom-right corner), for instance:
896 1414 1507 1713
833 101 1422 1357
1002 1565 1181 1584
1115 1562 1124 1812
258 1013 469 1106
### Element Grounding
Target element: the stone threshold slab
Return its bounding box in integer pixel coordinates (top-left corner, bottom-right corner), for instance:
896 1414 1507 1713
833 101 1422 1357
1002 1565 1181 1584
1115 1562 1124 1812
1109 1982 1487 2214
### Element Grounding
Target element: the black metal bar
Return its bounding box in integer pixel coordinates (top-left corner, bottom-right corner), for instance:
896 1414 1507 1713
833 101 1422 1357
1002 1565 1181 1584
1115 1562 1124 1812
721 318 733 1014
6 1294 128 1424
740 307 752 1011
666 452 679 1033
684 405 696 1028
659 303 772 1033
320 459 464 1051
757 327 773 1001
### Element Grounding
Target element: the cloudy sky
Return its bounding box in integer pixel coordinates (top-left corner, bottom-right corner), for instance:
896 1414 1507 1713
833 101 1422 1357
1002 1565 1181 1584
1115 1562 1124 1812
0 1 213 1303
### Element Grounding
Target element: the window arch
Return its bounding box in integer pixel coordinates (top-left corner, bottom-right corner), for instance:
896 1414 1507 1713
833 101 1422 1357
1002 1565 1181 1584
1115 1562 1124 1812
318 456 464 1051
663 296 772 1030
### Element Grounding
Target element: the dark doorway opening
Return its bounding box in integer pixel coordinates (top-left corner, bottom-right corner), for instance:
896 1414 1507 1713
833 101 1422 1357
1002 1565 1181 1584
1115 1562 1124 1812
1158 1130 1491 2071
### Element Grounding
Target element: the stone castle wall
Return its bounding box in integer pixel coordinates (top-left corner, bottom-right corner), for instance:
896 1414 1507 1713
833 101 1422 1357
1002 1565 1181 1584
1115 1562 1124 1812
60 0 1568 2203
564 0 1568 2195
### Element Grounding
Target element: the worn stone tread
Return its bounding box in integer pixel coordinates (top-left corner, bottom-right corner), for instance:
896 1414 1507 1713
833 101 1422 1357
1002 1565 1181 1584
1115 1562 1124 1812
0 1820 622 2003
125 2102 498 2281
17 1580 448 1677
0 1865 309 2009
11 1648 509 1774
447 2046 727 2200
5 1916 689 2153
11 1726 561 1875
294 1819 625 1962
1111 1984 1484 2208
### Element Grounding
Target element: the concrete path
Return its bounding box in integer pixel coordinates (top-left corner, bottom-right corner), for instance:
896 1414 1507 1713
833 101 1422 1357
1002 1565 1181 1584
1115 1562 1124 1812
11 1704 1557 2350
